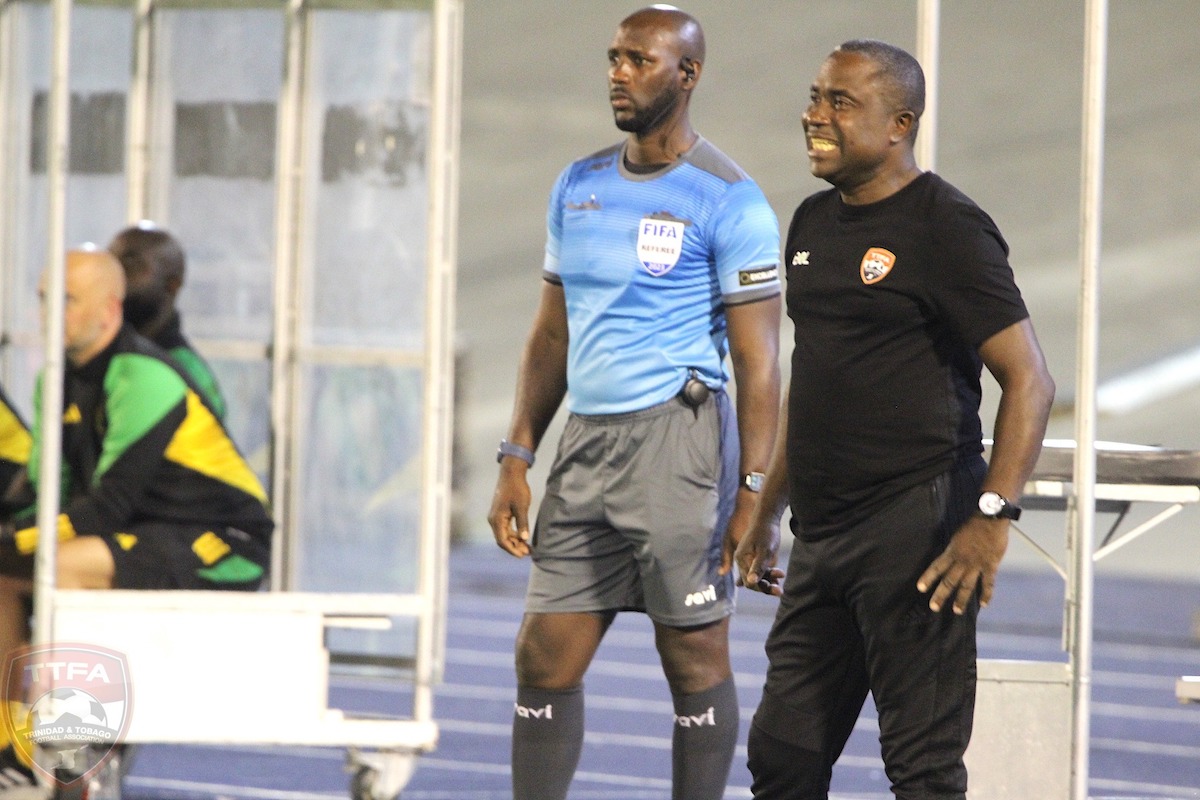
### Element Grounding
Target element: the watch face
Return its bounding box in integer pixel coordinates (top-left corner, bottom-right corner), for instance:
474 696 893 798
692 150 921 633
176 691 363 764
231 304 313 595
978 492 1004 516
743 473 765 492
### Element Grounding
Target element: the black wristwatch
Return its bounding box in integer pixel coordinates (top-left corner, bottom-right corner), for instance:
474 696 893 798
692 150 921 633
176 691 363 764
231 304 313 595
977 491 1021 520
741 472 766 493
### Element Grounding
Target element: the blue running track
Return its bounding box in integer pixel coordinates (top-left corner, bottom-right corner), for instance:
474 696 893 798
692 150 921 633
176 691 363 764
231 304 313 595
118 544 1200 800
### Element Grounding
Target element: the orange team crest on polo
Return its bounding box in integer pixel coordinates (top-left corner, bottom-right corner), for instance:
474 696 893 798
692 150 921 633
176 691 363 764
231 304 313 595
860 247 896 285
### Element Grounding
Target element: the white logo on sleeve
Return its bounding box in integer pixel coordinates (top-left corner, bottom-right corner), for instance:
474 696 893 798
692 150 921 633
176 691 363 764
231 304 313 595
684 584 718 607
637 217 686 276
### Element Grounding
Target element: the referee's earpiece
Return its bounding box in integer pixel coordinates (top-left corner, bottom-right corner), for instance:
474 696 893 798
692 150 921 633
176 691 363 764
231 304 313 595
681 59 697 84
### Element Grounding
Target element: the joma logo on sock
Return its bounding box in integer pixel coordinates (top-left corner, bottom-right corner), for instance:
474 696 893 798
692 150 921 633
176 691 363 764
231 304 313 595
684 584 717 607
675 706 716 727
514 703 553 720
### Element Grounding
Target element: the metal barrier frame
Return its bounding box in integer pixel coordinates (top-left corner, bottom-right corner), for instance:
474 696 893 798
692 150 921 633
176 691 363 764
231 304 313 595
0 0 461 786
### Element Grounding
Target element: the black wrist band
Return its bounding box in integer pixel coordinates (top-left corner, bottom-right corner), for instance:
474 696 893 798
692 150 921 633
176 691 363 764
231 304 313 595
497 439 535 468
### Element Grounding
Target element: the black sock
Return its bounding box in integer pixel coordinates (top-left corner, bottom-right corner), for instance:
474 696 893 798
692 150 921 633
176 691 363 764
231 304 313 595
671 676 739 800
512 685 584 800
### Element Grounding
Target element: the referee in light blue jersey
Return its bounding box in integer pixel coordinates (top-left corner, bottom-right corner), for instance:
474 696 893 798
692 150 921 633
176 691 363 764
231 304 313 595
487 6 782 800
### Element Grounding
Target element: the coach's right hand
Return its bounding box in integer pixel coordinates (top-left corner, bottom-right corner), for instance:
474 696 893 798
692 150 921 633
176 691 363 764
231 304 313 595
489 463 532 558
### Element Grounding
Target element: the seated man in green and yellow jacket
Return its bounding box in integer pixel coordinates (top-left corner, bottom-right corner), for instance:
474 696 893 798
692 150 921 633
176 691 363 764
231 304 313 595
0 248 274 785
1 247 272 592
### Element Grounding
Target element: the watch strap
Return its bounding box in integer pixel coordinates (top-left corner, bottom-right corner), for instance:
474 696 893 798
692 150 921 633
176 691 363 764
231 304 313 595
497 440 535 468
979 491 1022 521
998 501 1021 521
741 472 766 493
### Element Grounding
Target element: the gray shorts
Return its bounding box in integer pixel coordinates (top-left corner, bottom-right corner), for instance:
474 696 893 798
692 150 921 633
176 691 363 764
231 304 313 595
526 390 738 627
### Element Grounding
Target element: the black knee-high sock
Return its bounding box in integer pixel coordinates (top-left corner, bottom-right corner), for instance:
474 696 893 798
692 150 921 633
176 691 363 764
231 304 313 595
512 685 584 800
671 676 739 800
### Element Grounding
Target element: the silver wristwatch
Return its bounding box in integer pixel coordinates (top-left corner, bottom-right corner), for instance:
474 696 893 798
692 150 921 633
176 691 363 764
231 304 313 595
741 472 766 493
978 491 1021 520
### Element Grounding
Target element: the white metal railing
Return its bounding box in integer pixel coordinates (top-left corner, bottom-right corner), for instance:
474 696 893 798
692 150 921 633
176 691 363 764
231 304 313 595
2 1 460 792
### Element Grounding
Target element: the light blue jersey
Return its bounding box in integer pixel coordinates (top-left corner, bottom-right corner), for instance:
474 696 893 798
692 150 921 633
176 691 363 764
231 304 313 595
544 138 780 415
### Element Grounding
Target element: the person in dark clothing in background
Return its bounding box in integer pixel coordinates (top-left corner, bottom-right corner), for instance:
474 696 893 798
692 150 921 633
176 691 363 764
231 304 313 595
108 222 227 418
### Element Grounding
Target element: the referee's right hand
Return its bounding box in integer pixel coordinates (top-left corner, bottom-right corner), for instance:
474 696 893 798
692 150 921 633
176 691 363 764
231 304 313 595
489 464 532 558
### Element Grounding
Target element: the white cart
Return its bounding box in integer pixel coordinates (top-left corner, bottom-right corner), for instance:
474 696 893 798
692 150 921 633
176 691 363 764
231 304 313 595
45 590 440 800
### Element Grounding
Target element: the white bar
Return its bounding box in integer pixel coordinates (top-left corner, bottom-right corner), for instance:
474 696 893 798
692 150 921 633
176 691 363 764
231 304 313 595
124 719 439 748
191 339 426 368
1008 524 1068 581
1092 504 1184 562
0 4 12 377
294 344 424 368
914 0 939 172
51 589 430 618
125 0 153 218
418 0 463 715
191 337 272 361
1069 1 1110 797
269 0 309 590
1026 480 1200 505
32 0 74 650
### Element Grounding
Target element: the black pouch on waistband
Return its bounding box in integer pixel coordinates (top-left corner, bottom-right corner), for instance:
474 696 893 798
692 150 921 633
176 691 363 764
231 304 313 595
680 371 710 409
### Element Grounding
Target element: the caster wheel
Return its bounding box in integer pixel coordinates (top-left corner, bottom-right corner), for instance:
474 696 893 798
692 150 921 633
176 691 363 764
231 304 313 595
49 746 124 800
350 765 377 800
345 748 410 800
51 771 85 800
349 763 402 800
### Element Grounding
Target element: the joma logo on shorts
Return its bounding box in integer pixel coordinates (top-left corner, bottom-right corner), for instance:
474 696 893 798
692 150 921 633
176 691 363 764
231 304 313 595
684 584 717 607
675 706 716 727
514 702 552 720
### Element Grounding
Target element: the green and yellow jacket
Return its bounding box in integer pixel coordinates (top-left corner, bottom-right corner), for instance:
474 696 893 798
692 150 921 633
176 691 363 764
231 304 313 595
22 324 272 549
153 310 227 420
0 384 31 515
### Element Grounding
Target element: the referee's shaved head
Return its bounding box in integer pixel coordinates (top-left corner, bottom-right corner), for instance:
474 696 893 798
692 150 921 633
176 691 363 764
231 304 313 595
620 5 705 65
608 5 706 153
